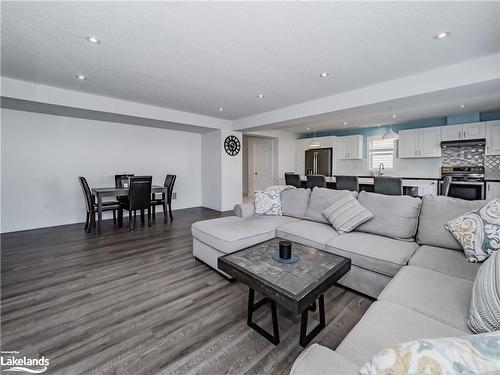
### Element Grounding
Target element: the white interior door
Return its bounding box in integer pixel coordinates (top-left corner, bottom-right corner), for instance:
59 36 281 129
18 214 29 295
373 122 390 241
253 140 274 191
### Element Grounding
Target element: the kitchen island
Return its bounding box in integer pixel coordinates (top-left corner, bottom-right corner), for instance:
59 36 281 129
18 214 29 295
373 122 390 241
299 176 439 196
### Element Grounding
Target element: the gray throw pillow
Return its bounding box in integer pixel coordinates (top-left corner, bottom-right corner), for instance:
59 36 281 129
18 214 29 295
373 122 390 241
468 250 500 333
322 195 374 234
445 199 500 262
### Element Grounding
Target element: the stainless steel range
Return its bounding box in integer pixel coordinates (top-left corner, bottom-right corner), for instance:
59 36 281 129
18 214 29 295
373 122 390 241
441 166 484 181
441 166 485 200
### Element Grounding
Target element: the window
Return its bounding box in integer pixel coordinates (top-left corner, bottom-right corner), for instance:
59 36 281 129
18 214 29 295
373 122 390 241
368 136 394 170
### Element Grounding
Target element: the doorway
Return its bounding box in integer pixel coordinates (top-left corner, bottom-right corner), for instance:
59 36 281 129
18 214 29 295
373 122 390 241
243 135 278 197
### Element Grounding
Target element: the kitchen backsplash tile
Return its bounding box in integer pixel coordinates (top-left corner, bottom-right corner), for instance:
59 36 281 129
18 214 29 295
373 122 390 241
441 143 485 166
485 155 500 179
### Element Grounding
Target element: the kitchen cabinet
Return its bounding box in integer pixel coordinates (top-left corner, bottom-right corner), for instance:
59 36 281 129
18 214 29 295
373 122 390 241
441 123 485 141
486 182 500 200
486 120 500 155
398 127 441 158
337 135 363 160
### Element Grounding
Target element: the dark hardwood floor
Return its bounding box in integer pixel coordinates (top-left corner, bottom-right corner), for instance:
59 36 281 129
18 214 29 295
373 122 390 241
1 207 373 375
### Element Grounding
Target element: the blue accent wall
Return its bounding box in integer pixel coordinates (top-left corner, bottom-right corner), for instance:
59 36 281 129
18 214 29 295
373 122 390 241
298 109 500 159
447 112 480 124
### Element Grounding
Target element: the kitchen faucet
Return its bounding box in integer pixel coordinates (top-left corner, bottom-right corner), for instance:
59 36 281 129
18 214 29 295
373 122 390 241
378 163 385 176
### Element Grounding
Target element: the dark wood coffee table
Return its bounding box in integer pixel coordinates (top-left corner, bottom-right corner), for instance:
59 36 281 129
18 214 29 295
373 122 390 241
218 238 351 347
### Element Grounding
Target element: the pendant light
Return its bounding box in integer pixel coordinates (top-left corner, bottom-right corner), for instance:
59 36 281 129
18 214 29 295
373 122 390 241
383 114 399 141
308 131 321 148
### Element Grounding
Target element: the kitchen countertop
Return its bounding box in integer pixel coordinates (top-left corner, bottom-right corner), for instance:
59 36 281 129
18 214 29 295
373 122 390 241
300 176 439 186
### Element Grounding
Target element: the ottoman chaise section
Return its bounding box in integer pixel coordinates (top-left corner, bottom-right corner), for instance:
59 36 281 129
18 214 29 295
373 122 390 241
192 215 300 276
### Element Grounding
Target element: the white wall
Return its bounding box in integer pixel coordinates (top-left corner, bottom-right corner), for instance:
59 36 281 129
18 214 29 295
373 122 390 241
201 130 222 211
1 109 202 233
201 129 242 211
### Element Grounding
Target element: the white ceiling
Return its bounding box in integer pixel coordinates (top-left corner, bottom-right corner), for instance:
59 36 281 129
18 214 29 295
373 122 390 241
2 1 500 123
269 79 500 133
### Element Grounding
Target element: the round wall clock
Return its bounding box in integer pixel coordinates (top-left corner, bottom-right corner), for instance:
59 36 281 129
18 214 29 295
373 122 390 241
224 135 241 156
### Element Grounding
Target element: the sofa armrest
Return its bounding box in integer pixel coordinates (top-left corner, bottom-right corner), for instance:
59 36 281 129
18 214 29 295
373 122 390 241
233 202 255 217
290 344 359 375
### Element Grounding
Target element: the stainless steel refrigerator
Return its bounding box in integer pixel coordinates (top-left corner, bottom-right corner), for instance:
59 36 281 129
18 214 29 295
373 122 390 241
305 148 332 176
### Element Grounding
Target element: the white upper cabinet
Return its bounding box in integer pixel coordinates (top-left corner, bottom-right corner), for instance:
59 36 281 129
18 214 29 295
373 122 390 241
418 127 442 157
463 123 486 139
398 127 441 158
398 129 419 158
441 123 485 141
486 120 500 155
441 124 463 141
337 135 363 160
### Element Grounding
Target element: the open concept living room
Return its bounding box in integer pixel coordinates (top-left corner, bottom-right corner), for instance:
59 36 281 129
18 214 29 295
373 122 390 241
1 1 500 374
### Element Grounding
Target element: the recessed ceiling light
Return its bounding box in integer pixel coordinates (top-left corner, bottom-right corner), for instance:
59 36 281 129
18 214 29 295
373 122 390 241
319 72 330 78
218 107 224 112
433 31 450 40
344 122 348 126
76 74 88 80
306 127 311 131
86 36 101 44
392 114 397 119
257 94 265 98
460 104 466 108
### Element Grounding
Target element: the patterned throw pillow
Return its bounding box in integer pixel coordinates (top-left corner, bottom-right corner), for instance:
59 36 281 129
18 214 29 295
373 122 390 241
254 190 282 216
468 250 500 333
322 194 373 234
445 199 500 262
360 331 500 375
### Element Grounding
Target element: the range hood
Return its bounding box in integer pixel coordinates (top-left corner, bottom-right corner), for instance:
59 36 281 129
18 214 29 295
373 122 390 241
440 139 486 148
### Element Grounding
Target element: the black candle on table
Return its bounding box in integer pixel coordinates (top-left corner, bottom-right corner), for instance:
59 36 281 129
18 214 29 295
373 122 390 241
279 241 292 260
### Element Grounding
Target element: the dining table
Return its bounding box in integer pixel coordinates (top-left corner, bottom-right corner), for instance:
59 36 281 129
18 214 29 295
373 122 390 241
92 185 168 234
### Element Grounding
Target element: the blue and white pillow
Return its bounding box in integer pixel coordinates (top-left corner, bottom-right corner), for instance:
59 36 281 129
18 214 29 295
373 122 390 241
254 190 282 216
360 331 500 375
445 199 500 262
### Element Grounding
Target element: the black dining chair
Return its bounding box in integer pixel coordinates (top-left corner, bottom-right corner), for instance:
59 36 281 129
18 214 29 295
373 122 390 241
335 176 359 192
374 177 403 196
78 176 120 233
441 176 452 196
285 173 302 188
151 174 177 221
118 176 153 231
306 175 326 189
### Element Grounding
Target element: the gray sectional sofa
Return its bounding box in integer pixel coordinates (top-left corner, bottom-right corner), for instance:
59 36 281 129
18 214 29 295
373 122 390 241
191 187 486 374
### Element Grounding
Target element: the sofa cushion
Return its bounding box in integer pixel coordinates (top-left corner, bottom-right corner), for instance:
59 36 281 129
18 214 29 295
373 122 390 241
326 232 419 277
191 216 299 254
445 199 500 262
290 344 359 375
416 195 487 250
281 188 311 219
379 266 474 331
355 191 422 241
322 195 374 234
409 245 480 281
337 301 468 367
304 187 358 224
276 220 339 250
468 251 500 333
